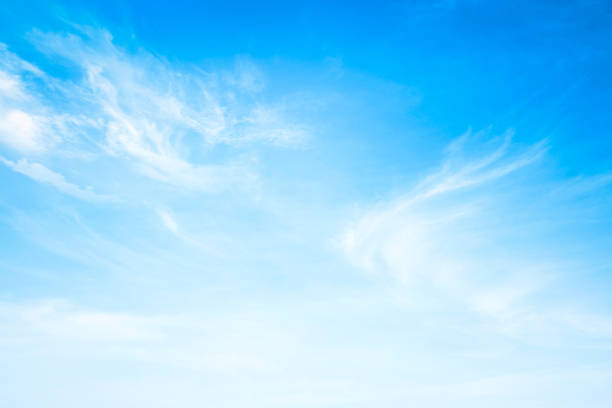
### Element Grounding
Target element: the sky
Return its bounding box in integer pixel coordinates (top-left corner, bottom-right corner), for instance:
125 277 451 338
1 1 612 407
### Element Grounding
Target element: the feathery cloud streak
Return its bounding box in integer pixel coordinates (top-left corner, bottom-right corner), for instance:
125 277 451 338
0 27 305 194
340 128 612 337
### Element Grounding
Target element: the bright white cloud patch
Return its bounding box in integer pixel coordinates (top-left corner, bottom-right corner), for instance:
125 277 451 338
0 110 43 152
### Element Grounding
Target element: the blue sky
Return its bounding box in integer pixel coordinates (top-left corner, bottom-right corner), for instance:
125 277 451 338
1 1 612 406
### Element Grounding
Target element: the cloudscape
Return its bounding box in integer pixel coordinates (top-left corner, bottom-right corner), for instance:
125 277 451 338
1 1 612 407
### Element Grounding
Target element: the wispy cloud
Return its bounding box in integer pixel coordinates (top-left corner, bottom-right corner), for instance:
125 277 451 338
157 209 179 235
412 127 548 202
339 127 611 336
341 128 548 279
0 26 306 194
155 208 227 254
0 157 117 202
0 156 115 203
0 299 170 343
0 69 27 100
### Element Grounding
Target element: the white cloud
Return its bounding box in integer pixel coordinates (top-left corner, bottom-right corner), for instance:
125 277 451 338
0 27 306 192
339 128 612 340
412 128 547 201
0 69 25 99
0 299 169 343
0 109 44 152
0 28 306 197
341 128 547 276
157 209 179 234
155 207 225 254
0 47 64 154
338 129 562 329
0 156 115 202
0 43 43 77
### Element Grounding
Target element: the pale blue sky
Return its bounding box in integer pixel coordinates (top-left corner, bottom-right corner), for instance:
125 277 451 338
1 1 612 407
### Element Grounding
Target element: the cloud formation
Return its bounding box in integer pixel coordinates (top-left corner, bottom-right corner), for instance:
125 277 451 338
0 156 115 202
341 128 548 281
340 128 612 336
0 27 305 193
